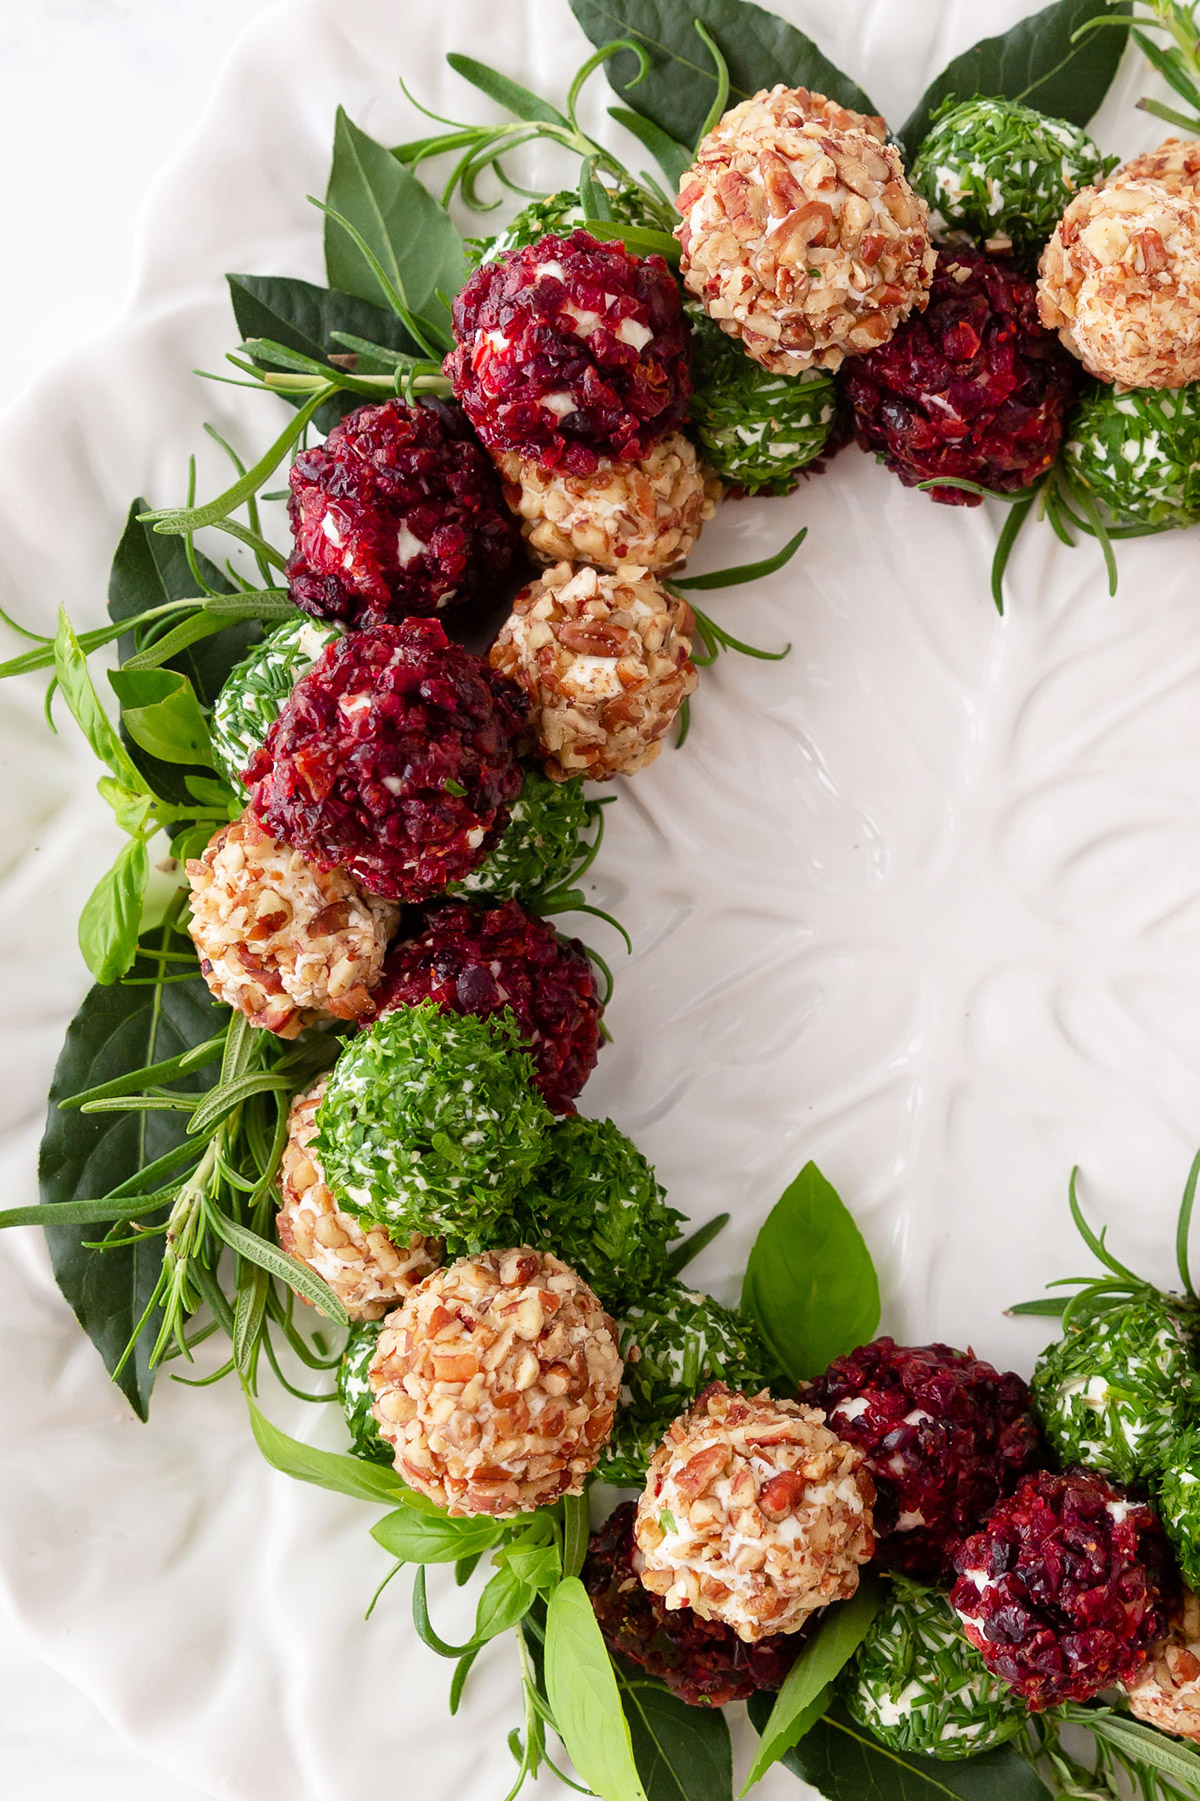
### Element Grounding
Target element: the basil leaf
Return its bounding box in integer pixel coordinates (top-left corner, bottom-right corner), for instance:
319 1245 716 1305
777 1704 1045 1801
325 108 467 325
247 1398 419 1506
617 1665 733 1801
900 0 1130 157
371 1506 503 1565
108 667 215 769
475 1566 537 1642
226 273 418 428
38 927 219 1417
742 1162 880 1384
743 1578 881 1790
545 1577 648 1801
52 611 142 790
569 0 877 152
78 837 150 986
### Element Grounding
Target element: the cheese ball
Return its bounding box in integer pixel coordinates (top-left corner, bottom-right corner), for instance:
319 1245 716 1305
494 433 720 573
448 764 598 901
338 1323 393 1464
689 310 838 493
1155 1425 1200 1590
1062 381 1200 526
1038 142 1200 387
489 561 697 780
635 1383 875 1642
277 1079 441 1321
209 615 341 788
676 85 935 375
480 184 665 263
186 814 398 1036
1125 1587 1200 1743
369 1247 622 1516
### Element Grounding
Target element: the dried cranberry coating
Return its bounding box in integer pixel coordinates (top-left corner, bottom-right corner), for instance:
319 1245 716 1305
445 231 693 475
810 1337 1042 1580
951 1468 1173 1710
244 619 524 904
370 898 601 1114
841 247 1078 505
285 398 521 625
583 1502 804 1708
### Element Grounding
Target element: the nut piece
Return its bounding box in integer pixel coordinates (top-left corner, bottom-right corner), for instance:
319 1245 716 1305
186 814 398 1037
634 1383 876 1643
277 1080 441 1321
1126 1588 1200 1742
370 1248 622 1517
489 562 697 780
1038 140 1200 387
676 85 935 375
495 434 720 572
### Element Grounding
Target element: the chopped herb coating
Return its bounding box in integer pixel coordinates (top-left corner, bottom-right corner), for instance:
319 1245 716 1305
1032 1293 1200 1485
688 311 836 494
314 1002 552 1244
505 1115 684 1314
337 1322 392 1465
843 1577 1027 1760
448 766 597 901
910 97 1114 266
209 615 341 787
1159 1426 1200 1591
480 185 663 263
600 1281 775 1486
1062 382 1200 527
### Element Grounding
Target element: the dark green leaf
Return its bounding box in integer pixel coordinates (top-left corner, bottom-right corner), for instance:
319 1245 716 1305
744 1579 882 1789
476 1565 537 1642
446 52 569 126
609 105 693 187
900 0 1130 157
569 0 877 152
325 108 467 324
247 1398 418 1506
779 1704 1045 1801
545 1577 648 1801
742 1162 880 1385
371 1506 503 1565
618 1666 733 1801
108 667 215 769
38 928 219 1417
78 837 150 986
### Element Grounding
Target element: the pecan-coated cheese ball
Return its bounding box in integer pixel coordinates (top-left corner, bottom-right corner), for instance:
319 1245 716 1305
489 561 697 780
635 1383 875 1643
1125 1587 1200 1742
369 1248 622 1516
676 86 935 374
277 1080 441 1321
186 815 398 1036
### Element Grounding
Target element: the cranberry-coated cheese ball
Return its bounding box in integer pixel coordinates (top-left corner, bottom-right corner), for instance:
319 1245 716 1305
277 1080 441 1321
494 434 720 573
285 399 521 627
676 86 935 375
490 562 698 780
245 619 525 903
369 1248 622 1517
186 815 398 1036
1038 140 1200 387
1125 1587 1200 1742
446 231 693 474
635 1383 875 1643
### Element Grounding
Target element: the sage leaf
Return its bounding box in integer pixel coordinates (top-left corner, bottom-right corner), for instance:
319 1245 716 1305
777 1705 1045 1801
371 1506 503 1565
247 1398 417 1506
900 0 1130 157
325 108 466 324
741 1162 880 1384
617 1665 733 1801
545 1577 648 1801
569 0 877 153
743 1578 882 1790
108 667 215 769
78 836 150 986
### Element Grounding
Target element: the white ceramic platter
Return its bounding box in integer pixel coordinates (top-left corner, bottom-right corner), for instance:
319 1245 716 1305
0 2 1195 1796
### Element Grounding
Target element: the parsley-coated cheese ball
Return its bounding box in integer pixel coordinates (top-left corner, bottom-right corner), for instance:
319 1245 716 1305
209 615 341 788
1160 1427 1200 1590
447 764 597 901
1062 381 1200 526
338 1323 393 1464
688 310 837 493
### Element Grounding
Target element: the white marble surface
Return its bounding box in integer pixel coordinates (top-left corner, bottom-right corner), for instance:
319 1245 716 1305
1 10 272 1795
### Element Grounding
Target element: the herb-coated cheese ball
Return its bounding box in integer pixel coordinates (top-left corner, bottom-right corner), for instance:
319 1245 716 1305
186 815 398 1036
209 615 341 788
1152 1425 1200 1589
314 1003 552 1246
1038 141 1200 387
843 1577 1027 1760
910 97 1113 265
245 619 525 904
368 1246 622 1516
277 1079 441 1322
689 310 837 493
1062 381 1200 525
494 433 720 573
338 1323 394 1464
601 1284 775 1486
635 1382 875 1642
1125 1588 1200 1743
447 764 597 901
676 86 935 375
490 561 697 781
480 184 664 263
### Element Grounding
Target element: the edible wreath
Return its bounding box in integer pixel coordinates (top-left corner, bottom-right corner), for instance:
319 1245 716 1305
10 3 1200 1799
